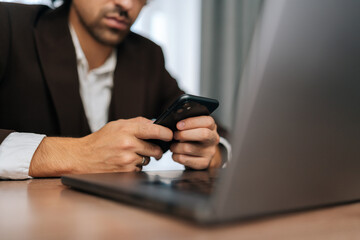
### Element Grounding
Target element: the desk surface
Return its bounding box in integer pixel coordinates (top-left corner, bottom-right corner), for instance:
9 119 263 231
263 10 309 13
0 178 359 240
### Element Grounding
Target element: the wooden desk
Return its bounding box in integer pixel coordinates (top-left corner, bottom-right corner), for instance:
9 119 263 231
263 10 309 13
0 179 359 240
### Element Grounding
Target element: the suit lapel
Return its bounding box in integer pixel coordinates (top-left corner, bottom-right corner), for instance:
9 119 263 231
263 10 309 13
109 38 146 121
34 5 90 137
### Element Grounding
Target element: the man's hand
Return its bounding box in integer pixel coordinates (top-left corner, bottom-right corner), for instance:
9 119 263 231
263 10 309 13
170 116 222 169
29 117 172 177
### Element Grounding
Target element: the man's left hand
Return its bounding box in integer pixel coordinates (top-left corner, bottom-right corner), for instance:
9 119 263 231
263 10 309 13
170 116 222 169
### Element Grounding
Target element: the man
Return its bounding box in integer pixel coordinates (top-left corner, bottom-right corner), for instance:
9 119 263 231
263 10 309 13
0 0 226 179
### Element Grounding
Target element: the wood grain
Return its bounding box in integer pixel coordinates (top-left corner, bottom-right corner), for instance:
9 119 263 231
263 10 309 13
0 179 359 240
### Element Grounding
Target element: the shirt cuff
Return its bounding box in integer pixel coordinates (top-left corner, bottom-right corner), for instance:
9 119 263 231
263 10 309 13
219 137 232 168
0 132 46 180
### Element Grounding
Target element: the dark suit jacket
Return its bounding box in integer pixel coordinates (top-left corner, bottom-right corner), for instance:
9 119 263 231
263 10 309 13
0 3 185 144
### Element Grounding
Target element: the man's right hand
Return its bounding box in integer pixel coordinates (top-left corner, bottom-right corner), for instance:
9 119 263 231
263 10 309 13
29 117 173 177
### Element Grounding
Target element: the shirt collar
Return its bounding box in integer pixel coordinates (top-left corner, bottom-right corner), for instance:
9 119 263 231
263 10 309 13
69 24 117 75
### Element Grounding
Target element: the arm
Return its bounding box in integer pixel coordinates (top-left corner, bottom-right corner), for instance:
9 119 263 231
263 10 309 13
29 117 173 177
1 118 171 179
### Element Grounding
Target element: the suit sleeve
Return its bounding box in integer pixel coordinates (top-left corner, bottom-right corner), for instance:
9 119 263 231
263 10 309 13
0 3 10 83
156 46 185 113
0 130 15 145
0 4 14 144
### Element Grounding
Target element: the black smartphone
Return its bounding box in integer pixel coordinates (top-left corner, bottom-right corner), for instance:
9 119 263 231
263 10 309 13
149 94 219 152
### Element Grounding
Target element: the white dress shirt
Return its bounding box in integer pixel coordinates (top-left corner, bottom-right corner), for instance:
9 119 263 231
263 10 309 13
0 25 116 179
0 25 231 179
70 25 117 132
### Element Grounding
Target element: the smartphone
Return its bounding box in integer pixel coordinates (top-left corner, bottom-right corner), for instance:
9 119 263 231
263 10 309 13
149 94 219 152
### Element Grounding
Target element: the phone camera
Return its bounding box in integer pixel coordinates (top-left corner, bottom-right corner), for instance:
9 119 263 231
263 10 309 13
176 108 184 114
183 102 191 111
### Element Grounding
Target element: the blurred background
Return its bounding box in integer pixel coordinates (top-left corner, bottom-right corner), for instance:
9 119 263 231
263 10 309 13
1 0 263 170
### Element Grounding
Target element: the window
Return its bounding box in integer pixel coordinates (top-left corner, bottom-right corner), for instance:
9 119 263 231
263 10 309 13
0 0 53 5
132 0 201 95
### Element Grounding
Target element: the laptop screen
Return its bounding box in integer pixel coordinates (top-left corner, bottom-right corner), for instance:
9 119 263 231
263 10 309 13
214 0 360 220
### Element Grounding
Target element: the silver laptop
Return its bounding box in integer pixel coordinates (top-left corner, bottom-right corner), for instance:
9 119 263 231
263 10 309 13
62 0 360 224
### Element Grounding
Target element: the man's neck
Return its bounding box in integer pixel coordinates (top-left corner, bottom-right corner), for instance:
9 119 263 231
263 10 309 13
69 7 113 70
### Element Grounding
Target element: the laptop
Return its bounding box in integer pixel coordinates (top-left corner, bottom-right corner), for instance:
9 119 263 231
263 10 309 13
62 0 360 224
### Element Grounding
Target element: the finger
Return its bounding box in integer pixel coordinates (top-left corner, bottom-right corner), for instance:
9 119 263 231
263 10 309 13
134 122 173 142
172 153 210 170
113 152 141 167
170 142 209 157
136 155 151 167
132 117 154 124
113 163 139 172
135 140 163 160
122 165 140 172
143 157 151 166
176 116 216 131
112 117 153 130
114 136 163 160
173 128 219 144
135 155 145 166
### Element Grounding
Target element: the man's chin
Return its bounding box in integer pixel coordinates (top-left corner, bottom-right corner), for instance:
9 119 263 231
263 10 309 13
99 38 123 47
94 29 129 46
